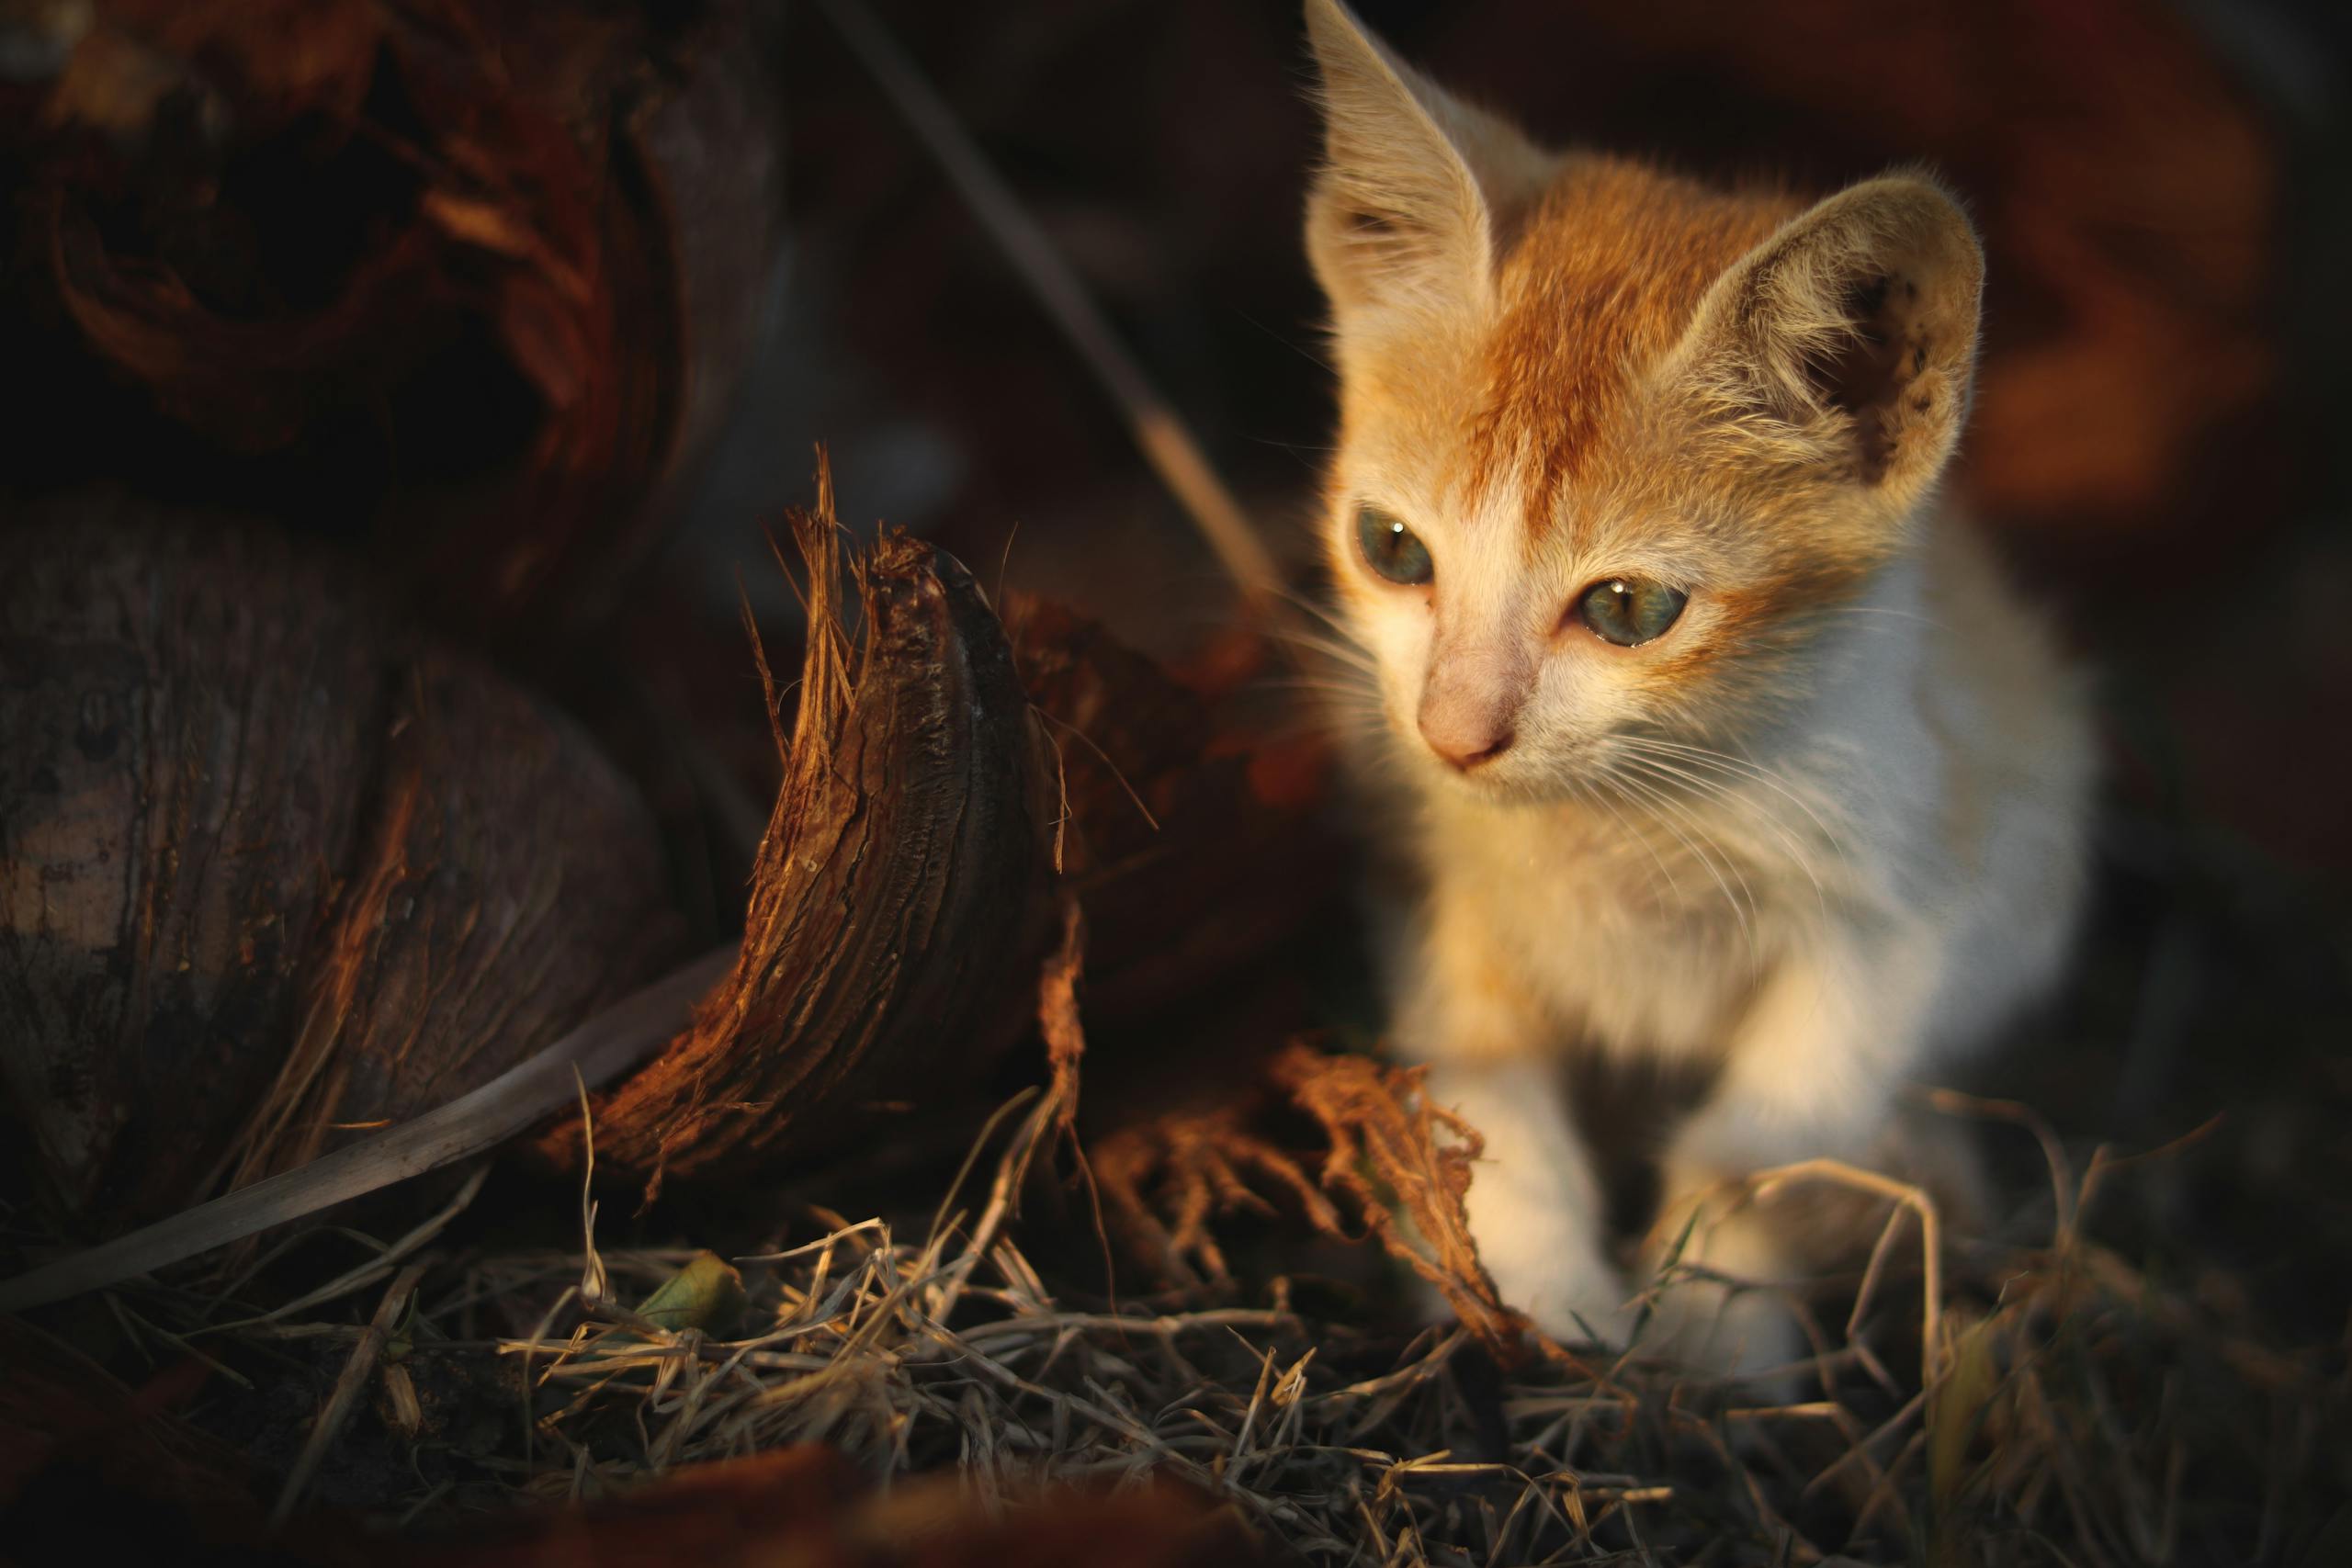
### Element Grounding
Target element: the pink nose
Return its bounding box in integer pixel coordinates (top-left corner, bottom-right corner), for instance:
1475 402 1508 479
1418 637 1529 773
1418 708 1515 771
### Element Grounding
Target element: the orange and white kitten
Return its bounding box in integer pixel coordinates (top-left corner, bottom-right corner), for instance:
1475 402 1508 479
1301 0 2093 1377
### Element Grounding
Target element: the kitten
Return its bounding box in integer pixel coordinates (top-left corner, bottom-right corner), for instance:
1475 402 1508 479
1300 0 2093 1377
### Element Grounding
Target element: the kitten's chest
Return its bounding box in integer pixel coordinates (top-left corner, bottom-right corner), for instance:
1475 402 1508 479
1438 802 1772 1058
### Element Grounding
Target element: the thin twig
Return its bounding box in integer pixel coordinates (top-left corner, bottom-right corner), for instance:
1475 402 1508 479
198 1162 492 1332
1748 1158 1942 1403
269 1258 431 1531
818 0 1281 615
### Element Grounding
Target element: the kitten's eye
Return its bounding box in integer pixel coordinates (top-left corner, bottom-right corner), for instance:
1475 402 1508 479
1577 578 1689 647
1356 506 1433 586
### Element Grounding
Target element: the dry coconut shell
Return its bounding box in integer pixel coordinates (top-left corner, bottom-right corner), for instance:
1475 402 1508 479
0 504 392 1226
0 493 687 1235
546 495 1065 1193
223 643 695 1196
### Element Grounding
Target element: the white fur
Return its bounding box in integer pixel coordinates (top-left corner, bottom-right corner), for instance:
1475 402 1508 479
1380 527 2090 1377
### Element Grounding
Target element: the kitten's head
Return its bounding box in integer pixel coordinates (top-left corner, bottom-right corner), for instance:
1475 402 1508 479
1302 0 1983 800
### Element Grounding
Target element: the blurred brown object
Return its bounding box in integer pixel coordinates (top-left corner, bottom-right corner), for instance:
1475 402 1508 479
1003 596 1342 1030
377 1446 1269 1568
0 1319 287 1564
0 0 785 646
0 1335 1268 1568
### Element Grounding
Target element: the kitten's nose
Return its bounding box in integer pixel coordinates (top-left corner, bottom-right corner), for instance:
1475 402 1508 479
1419 708 1515 771
1419 636 1529 773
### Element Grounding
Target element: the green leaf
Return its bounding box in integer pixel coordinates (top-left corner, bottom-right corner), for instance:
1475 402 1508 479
635 1250 748 1337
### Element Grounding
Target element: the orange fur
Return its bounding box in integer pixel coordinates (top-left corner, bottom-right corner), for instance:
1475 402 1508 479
1468 159 1797 517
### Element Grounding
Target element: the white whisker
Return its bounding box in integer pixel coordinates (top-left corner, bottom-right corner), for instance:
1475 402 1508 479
1618 735 1853 879
1616 750 1831 933
1269 623 1379 676
1581 761 1685 916
1604 761 1760 970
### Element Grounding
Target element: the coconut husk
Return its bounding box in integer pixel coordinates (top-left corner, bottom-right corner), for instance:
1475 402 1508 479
224 645 691 1197
0 466 1349 1290
1093 1039 1524 1359
546 479 1066 1195
0 0 785 644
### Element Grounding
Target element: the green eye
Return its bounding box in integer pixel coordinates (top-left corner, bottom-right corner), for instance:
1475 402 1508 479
1356 506 1433 585
1577 578 1689 646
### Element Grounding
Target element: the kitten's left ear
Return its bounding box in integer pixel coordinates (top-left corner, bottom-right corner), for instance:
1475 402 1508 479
1671 175 1984 511
1302 0 1549 325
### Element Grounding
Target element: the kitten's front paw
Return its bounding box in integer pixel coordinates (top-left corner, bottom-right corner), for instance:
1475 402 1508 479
1636 1190 1813 1394
1408 1218 1635 1348
1414 1269 1635 1351
1634 1273 1807 1393
1458 1243 1636 1350
1522 1284 1639 1352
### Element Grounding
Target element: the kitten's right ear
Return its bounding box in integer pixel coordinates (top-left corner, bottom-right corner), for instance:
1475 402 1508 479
1668 175 1985 511
1302 0 1545 322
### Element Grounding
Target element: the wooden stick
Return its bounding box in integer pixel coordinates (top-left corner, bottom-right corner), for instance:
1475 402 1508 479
818 0 1281 615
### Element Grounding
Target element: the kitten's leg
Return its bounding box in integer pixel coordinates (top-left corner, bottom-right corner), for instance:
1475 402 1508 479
1391 881 1628 1345
1644 930 1942 1381
1422 1055 1633 1346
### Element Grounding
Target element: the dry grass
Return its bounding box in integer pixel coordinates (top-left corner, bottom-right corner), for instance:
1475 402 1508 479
170 1053 2344 1567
